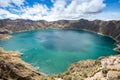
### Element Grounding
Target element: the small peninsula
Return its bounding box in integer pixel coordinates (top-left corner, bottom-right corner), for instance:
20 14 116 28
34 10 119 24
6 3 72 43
0 29 12 40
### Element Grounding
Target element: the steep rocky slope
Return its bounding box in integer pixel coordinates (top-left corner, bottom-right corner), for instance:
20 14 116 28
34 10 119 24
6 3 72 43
0 48 55 80
0 48 120 80
59 56 120 80
0 19 120 41
1 19 120 50
0 29 12 40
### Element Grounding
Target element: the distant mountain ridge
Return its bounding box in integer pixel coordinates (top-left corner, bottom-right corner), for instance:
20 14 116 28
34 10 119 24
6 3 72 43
0 19 120 41
0 19 120 50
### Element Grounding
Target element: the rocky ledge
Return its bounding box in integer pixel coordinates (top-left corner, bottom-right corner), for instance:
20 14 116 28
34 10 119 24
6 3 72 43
0 29 12 40
59 56 120 80
0 34 12 40
0 48 55 80
114 42 120 52
0 48 120 80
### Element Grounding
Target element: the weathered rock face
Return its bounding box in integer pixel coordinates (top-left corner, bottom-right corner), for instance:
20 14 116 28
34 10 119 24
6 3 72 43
1 19 120 51
0 48 120 80
0 34 12 40
0 19 49 32
0 29 12 40
114 42 120 52
58 55 120 80
0 19 120 41
0 48 55 80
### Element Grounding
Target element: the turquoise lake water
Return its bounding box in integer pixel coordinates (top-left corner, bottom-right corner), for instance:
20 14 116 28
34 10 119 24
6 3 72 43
0 29 117 74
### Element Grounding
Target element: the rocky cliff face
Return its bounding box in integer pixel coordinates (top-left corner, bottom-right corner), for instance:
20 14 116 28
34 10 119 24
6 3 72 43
1 19 120 50
0 28 12 40
0 48 55 80
0 19 120 41
59 55 120 80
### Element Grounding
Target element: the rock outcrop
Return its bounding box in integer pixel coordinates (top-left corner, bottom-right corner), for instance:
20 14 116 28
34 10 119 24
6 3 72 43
0 19 120 41
0 48 55 80
0 48 120 80
58 55 120 80
0 29 12 40
114 42 120 52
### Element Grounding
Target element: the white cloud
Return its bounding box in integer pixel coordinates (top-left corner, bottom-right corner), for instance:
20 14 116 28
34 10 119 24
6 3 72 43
45 0 106 21
0 0 12 7
0 0 108 21
50 0 55 3
0 9 20 19
22 4 48 15
87 11 120 20
19 4 49 20
12 0 25 6
0 9 10 15
0 0 24 7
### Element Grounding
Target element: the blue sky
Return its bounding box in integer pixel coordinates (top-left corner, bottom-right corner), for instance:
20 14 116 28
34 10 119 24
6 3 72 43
104 0 120 11
0 0 120 21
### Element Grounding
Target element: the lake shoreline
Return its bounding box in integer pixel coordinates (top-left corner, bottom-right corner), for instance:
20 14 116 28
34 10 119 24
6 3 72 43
0 19 120 79
0 47 120 80
1 28 120 52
